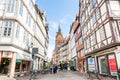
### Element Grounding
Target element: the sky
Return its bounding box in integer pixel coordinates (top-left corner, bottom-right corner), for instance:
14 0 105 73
35 0 79 59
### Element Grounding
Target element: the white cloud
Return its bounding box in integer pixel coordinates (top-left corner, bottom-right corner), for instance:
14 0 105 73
49 35 55 41
46 44 54 59
60 15 72 25
49 21 59 30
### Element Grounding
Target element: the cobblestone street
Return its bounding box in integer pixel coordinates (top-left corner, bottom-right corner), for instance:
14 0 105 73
16 71 88 80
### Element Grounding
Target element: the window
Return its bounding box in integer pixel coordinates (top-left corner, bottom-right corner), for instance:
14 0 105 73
26 13 29 24
92 13 97 25
98 56 107 74
29 1 33 10
80 37 83 44
19 2 23 16
15 24 20 39
76 42 78 48
23 30 26 43
96 8 100 20
84 25 87 34
78 25 81 33
3 21 13 37
28 16 31 26
90 1 93 10
23 30 29 45
118 20 120 30
99 27 106 40
93 0 97 7
90 17 93 27
86 37 90 48
7 0 14 12
26 14 31 27
84 40 87 50
91 33 96 46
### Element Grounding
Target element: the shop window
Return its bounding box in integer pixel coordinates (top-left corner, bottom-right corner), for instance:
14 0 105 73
15 62 20 72
0 58 10 74
98 56 107 74
108 54 117 76
22 61 27 72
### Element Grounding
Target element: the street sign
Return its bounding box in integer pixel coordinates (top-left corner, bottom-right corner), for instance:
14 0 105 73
88 58 95 71
32 48 38 54
89 58 94 63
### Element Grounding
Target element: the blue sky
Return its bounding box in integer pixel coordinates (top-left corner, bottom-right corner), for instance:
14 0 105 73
36 0 79 59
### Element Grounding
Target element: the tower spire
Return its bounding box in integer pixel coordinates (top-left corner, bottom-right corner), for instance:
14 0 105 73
58 24 61 32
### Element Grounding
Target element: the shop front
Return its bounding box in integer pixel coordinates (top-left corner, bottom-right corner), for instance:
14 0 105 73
0 51 16 77
97 54 117 76
15 52 32 76
86 47 119 79
0 58 11 75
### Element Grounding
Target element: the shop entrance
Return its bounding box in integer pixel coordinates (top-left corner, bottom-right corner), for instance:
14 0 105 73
0 58 11 75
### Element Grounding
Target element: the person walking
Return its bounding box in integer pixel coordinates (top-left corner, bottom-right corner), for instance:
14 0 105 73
55 65 58 73
53 64 56 74
59 63 63 71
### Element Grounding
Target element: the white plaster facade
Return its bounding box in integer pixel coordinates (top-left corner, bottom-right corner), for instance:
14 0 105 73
0 0 48 77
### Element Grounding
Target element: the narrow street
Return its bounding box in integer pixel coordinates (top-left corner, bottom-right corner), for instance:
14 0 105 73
16 71 88 80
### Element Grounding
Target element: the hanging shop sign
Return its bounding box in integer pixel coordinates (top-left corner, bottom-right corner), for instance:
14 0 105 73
2 52 12 58
88 58 95 71
108 54 117 76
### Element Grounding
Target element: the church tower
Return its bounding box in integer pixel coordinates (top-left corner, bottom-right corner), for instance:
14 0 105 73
55 25 64 47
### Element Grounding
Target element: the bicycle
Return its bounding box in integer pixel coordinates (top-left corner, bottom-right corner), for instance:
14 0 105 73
92 70 101 80
84 71 93 80
30 70 37 80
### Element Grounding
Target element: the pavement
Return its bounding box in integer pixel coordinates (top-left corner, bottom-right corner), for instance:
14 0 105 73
0 75 16 80
11 71 117 80
16 71 88 80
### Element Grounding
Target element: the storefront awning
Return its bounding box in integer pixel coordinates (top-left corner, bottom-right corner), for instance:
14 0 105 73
16 59 22 62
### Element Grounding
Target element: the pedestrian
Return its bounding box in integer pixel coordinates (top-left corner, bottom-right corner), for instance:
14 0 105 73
59 63 63 71
53 64 58 74
50 66 52 74
55 65 58 73
52 64 56 74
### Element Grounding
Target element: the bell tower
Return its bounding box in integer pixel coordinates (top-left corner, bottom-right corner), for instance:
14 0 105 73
55 24 64 47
